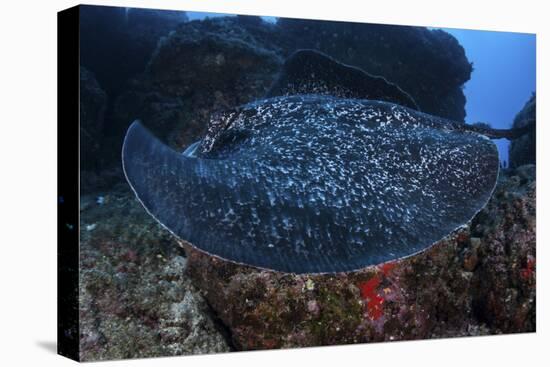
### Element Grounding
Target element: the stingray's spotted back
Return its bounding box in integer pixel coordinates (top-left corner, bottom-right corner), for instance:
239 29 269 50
123 95 498 273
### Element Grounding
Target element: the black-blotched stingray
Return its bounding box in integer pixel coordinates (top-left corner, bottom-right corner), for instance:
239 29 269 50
122 49 531 274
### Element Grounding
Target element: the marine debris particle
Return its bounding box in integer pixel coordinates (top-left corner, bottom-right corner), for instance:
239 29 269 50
123 94 499 274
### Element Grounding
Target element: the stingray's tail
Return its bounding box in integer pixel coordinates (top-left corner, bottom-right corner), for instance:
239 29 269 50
467 118 535 140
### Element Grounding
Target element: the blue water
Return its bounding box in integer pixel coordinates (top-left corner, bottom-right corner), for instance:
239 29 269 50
186 11 277 23
441 28 536 165
187 11 233 21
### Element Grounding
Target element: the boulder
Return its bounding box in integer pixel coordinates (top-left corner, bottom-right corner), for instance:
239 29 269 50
275 18 472 121
79 5 188 98
80 66 107 172
114 17 283 150
509 94 536 168
78 6 189 193
80 67 124 194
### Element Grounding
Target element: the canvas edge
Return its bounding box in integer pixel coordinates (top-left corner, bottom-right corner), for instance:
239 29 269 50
57 4 81 362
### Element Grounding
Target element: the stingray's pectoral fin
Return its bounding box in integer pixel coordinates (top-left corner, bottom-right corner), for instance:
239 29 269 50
266 49 419 110
122 120 216 244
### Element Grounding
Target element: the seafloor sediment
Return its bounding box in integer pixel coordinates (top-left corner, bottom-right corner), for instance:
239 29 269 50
79 165 535 360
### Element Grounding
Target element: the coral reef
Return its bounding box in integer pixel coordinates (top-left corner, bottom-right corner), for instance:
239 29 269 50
509 93 536 168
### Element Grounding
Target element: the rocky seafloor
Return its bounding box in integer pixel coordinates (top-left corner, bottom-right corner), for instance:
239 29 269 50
79 165 535 360
79 186 231 361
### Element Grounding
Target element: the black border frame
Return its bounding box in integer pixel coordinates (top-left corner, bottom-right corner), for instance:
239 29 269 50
57 5 80 361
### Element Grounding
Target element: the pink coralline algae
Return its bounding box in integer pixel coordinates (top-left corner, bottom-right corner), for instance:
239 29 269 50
520 257 536 281
379 262 397 277
359 277 385 320
358 263 397 321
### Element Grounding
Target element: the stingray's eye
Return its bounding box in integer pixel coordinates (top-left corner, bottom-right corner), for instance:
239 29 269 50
211 128 252 153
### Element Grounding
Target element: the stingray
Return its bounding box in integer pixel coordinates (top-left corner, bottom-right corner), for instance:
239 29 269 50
122 49 530 274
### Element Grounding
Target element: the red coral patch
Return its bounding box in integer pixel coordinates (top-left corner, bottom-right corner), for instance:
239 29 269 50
379 262 397 276
520 257 536 280
359 277 385 320
359 277 380 297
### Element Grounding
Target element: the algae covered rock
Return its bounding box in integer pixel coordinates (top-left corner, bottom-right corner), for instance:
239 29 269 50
77 165 535 356
79 186 230 361
469 164 536 332
181 166 535 349
509 94 536 168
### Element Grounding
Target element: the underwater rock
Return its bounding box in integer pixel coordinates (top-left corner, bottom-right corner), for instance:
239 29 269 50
509 93 536 168
79 186 230 361
78 169 534 356
114 16 282 151
78 5 189 193
275 18 472 121
79 5 188 98
79 67 126 194
468 164 536 332
80 66 107 172
181 167 535 349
